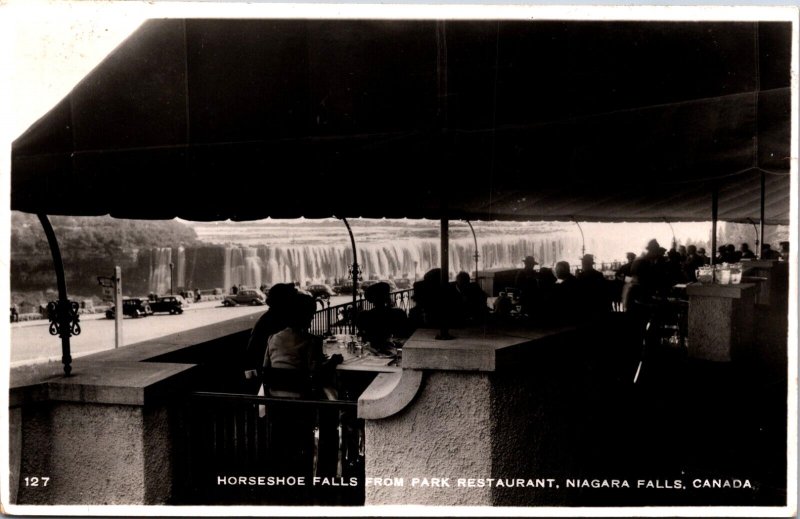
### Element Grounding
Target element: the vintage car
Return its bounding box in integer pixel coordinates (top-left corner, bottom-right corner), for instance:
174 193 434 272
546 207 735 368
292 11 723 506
222 289 266 306
333 280 363 297
105 298 153 319
306 284 336 300
148 295 184 315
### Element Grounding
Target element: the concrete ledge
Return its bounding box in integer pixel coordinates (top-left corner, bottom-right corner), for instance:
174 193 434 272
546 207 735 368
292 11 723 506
686 282 755 299
357 369 423 419
401 325 579 372
10 314 257 406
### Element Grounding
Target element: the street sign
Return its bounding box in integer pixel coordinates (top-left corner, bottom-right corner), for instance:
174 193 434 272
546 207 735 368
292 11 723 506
102 286 113 300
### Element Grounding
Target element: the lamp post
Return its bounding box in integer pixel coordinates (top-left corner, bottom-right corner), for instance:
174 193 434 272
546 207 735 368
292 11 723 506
169 262 174 295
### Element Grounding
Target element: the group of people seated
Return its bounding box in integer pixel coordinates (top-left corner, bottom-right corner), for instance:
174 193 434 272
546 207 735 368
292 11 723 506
492 254 613 325
408 268 490 328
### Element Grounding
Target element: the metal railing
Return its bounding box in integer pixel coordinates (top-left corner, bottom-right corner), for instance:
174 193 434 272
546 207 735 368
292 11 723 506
175 391 364 506
311 288 414 336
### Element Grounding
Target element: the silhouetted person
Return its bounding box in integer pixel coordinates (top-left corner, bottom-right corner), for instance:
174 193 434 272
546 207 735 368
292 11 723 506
577 254 610 316
357 282 411 349
514 256 540 317
725 243 741 263
666 248 687 284
616 253 637 281
633 239 667 298
761 244 780 260
493 291 513 319
779 241 789 261
715 245 727 264
453 271 489 325
683 245 704 282
697 248 710 265
740 243 756 260
244 283 298 382
550 261 578 323
410 268 460 328
264 292 341 479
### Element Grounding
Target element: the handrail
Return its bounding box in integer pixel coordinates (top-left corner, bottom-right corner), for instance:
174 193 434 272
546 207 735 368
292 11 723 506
310 288 414 337
189 391 357 409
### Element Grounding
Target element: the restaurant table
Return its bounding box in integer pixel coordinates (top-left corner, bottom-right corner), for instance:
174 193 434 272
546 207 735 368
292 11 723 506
323 336 401 373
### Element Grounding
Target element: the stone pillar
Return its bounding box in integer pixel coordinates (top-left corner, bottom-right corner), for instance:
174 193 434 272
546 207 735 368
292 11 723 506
16 402 173 505
359 325 584 506
10 361 194 505
686 283 756 362
364 371 493 506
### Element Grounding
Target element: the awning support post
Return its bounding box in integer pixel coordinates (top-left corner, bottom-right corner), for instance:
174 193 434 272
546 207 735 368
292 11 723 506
711 187 719 281
37 214 78 376
465 220 479 282
436 215 453 340
340 217 360 335
759 172 766 258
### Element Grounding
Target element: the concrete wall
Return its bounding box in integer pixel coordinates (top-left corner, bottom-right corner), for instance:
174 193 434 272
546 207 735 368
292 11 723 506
365 371 493 506
15 402 173 505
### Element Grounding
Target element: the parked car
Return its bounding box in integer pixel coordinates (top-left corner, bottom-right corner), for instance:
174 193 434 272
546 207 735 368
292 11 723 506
149 295 184 315
105 298 153 319
360 279 397 292
222 289 266 306
393 278 412 290
333 280 364 297
306 284 336 300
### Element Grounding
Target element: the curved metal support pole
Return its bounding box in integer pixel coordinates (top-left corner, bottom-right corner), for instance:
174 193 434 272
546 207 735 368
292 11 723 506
663 217 677 250
37 214 73 376
465 220 479 282
572 217 586 258
747 217 760 257
340 217 360 334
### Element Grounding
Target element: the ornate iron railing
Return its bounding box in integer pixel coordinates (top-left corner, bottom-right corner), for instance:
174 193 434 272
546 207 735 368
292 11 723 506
310 288 414 336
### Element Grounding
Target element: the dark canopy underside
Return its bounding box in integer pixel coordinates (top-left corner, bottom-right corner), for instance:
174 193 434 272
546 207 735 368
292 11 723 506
11 19 793 223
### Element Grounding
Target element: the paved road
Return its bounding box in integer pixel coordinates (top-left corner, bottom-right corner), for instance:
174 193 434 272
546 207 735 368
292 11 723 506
11 296 353 366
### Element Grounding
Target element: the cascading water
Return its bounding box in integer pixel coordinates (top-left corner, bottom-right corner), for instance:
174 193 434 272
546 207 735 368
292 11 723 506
147 235 583 292
148 247 173 295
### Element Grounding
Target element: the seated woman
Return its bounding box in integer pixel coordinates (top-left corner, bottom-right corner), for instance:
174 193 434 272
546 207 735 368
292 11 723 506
357 281 411 351
263 292 341 477
264 292 341 397
242 283 297 391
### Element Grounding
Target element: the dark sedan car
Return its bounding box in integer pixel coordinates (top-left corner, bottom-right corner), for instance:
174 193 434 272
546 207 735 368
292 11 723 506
149 296 184 315
105 298 153 319
306 284 336 300
222 289 266 306
333 280 363 297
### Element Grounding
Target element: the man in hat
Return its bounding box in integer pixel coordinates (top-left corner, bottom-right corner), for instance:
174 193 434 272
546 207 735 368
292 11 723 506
514 255 540 318
577 253 610 316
